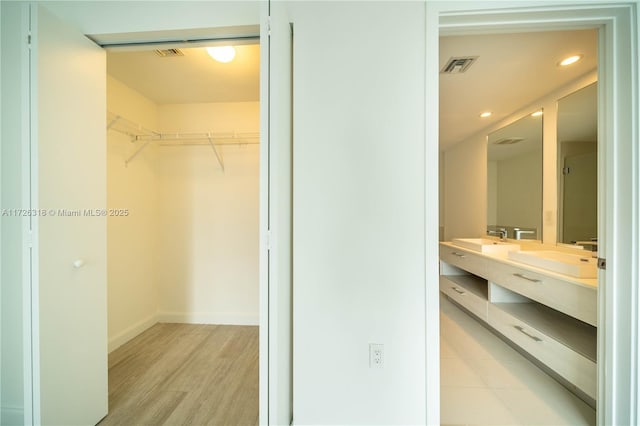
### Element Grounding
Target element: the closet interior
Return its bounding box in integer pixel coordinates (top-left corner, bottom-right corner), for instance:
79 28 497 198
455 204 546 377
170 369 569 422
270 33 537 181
105 43 260 359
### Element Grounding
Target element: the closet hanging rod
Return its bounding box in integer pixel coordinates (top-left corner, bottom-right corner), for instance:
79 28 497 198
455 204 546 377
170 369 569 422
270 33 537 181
154 141 260 146
131 133 260 143
107 112 260 144
107 112 258 169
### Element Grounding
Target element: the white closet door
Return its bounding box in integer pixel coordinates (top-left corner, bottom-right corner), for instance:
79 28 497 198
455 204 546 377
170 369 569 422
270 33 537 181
33 5 108 425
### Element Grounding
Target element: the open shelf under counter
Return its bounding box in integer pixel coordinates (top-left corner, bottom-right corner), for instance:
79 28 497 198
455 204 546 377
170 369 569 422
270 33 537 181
442 274 488 299
492 301 597 362
488 300 597 403
440 274 488 321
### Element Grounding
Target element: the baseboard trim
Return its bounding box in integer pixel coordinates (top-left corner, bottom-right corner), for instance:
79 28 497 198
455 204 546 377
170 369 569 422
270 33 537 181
108 314 158 353
157 312 259 326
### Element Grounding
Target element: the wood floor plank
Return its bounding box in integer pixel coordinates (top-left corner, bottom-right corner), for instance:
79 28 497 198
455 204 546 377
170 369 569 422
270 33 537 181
98 324 259 426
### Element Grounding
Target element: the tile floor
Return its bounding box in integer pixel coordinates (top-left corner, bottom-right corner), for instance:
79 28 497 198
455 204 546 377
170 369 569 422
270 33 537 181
440 294 596 426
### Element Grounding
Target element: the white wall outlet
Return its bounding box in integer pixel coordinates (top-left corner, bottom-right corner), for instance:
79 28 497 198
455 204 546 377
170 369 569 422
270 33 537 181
369 343 384 368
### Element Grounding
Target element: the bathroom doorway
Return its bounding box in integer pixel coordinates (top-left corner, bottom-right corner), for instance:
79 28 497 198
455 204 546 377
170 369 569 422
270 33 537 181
428 3 639 425
439 32 599 425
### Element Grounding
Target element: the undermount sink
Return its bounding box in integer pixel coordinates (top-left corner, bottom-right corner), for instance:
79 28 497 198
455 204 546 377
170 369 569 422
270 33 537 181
508 250 598 279
451 238 520 255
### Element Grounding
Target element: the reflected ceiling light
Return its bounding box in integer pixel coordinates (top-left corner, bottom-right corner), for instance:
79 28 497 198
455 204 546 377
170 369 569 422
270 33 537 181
559 55 583 67
480 111 492 118
207 46 236 63
531 110 543 117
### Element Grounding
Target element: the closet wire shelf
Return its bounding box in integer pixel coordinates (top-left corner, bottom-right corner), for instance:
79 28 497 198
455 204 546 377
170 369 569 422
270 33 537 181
107 112 260 171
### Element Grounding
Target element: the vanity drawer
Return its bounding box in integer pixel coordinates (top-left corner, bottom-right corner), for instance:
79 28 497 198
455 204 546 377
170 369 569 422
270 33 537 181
440 275 488 321
440 246 487 278
486 262 597 326
488 304 596 400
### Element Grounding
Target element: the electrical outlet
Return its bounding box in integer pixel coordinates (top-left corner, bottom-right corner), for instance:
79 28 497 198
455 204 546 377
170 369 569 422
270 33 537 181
369 343 384 368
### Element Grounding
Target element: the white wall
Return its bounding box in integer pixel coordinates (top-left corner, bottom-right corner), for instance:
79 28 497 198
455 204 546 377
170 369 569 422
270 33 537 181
106 76 160 351
443 71 597 242
155 102 260 325
290 2 426 424
107 76 261 341
443 135 487 241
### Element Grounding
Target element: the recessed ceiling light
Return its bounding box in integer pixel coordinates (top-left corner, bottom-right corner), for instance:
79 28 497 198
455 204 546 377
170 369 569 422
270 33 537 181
531 111 543 117
207 46 236 63
480 111 492 118
559 55 583 67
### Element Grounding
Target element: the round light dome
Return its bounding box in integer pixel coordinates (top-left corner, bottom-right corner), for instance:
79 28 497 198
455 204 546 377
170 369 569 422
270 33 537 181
207 46 236 63
559 55 583 67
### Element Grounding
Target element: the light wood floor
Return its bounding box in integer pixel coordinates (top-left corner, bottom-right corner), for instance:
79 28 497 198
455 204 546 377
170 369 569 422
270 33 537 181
98 324 259 426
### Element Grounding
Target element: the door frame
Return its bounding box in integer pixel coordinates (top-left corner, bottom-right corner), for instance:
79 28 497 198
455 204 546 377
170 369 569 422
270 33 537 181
427 2 639 424
260 2 293 424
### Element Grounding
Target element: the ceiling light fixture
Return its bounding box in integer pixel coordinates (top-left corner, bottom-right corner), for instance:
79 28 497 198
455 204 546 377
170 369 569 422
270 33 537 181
480 111 492 118
207 46 236 63
559 54 583 67
531 111 543 117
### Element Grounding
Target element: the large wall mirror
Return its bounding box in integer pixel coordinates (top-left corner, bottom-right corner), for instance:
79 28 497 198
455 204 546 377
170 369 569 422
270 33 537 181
487 111 543 240
557 83 598 246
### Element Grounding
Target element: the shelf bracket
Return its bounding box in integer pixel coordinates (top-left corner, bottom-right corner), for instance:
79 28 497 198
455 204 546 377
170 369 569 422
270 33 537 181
124 139 152 167
107 115 121 130
207 133 225 172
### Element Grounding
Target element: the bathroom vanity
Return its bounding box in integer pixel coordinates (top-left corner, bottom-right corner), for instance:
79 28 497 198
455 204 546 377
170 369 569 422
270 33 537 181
439 240 597 406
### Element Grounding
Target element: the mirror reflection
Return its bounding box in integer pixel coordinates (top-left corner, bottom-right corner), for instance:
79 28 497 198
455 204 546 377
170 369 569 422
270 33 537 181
487 111 543 240
557 83 597 247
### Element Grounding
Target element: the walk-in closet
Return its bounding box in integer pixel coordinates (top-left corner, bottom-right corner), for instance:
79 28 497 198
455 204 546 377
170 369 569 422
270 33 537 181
102 43 260 423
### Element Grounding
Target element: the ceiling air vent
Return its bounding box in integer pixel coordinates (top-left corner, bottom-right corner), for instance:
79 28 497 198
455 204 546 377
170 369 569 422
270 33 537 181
493 137 524 145
154 48 184 57
440 56 478 74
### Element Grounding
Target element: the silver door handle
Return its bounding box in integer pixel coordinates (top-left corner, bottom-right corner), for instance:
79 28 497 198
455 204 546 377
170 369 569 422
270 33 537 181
514 325 542 342
513 273 541 283
451 252 466 258
451 287 466 295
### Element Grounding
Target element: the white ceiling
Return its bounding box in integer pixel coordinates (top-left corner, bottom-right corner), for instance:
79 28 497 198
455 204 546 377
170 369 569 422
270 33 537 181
107 43 260 104
440 29 597 151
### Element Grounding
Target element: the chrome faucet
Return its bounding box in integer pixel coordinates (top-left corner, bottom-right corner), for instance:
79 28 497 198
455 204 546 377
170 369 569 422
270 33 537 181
487 228 507 241
514 228 536 240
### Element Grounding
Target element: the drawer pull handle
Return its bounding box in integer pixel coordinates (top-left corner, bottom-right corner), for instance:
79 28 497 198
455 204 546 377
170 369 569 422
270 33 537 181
451 287 466 295
451 252 466 258
514 325 543 342
513 273 541 283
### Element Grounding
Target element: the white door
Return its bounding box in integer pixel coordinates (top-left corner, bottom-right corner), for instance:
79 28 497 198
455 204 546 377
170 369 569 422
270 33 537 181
32 5 108 425
260 1 293 424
